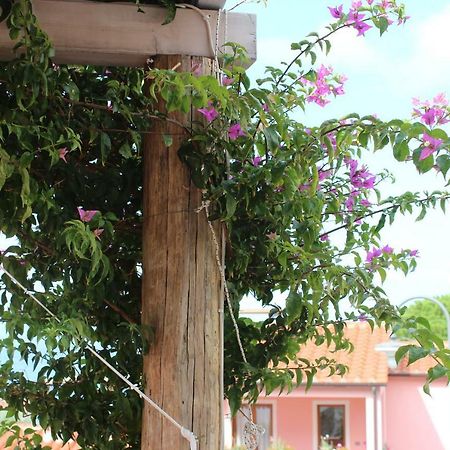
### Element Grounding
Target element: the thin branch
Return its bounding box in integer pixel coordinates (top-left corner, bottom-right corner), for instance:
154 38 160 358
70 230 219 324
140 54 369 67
103 299 137 324
318 194 450 240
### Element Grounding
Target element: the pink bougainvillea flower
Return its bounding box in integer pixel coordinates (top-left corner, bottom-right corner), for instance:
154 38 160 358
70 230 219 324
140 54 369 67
320 234 329 242
433 92 448 105
366 247 382 263
228 123 245 140
77 207 99 223
353 19 372 36
319 169 332 182
59 147 69 163
198 105 219 123
382 244 393 254
262 103 270 113
409 249 419 257
421 108 440 126
252 156 263 167
93 228 104 239
328 5 344 18
221 75 234 86
360 198 371 207
419 133 443 160
345 191 357 211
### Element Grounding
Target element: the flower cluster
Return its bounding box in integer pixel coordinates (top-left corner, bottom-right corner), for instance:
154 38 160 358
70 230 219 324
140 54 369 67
419 133 443 161
301 65 346 107
329 0 408 37
412 93 449 128
344 158 376 211
366 244 393 263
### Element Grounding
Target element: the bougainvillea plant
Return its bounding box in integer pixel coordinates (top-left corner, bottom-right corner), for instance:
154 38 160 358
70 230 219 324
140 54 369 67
0 0 449 447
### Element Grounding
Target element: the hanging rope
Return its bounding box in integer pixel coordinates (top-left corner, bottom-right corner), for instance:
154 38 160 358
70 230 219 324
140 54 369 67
195 201 265 450
0 265 198 450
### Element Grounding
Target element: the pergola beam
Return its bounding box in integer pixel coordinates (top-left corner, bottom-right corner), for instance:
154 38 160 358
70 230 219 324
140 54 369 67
0 0 256 67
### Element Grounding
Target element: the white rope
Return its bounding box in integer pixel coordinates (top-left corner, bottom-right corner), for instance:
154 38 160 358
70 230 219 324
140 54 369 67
176 4 216 63
0 265 198 450
195 201 265 450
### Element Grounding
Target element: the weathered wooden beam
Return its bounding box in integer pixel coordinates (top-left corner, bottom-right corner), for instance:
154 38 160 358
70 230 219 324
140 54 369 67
141 54 223 450
0 0 256 67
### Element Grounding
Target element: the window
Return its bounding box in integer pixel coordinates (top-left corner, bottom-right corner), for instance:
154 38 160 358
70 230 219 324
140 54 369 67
233 404 273 450
318 405 345 448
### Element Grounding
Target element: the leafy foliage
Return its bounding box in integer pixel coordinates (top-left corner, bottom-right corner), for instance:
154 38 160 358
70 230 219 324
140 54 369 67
0 0 449 448
397 295 450 340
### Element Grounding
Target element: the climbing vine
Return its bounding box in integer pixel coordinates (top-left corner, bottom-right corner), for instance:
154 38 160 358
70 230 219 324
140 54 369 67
0 0 449 448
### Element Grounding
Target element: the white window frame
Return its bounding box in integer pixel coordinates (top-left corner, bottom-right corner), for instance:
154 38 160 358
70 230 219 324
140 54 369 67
312 399 350 450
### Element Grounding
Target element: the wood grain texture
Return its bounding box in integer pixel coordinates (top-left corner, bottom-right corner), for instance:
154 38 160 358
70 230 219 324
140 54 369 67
141 55 223 450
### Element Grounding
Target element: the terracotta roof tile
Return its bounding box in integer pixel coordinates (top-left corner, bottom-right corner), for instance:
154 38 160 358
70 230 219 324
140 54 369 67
294 322 436 385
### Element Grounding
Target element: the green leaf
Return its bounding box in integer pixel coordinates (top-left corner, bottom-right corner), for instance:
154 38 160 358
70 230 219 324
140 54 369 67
407 346 429 365
393 141 409 161
286 291 302 324
395 345 412 364
225 193 237 219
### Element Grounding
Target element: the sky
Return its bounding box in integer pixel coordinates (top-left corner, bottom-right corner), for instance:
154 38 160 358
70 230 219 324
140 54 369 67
225 0 450 308
1 0 449 308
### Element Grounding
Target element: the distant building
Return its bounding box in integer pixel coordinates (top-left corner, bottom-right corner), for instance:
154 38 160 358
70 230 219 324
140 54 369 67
226 322 450 450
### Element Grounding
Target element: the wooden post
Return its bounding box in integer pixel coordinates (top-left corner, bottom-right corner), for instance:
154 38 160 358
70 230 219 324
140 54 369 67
141 55 223 450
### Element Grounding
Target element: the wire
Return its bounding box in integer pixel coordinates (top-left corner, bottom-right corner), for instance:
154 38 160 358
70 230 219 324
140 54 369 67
0 265 198 450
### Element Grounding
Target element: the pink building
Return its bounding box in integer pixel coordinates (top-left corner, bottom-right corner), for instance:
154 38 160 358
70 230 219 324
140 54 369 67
226 322 450 450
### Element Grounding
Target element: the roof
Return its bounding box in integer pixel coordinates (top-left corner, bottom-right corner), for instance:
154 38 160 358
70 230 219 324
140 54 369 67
296 321 436 385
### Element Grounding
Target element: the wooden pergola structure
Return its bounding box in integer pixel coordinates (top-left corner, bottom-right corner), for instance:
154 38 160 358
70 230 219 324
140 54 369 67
0 1 256 449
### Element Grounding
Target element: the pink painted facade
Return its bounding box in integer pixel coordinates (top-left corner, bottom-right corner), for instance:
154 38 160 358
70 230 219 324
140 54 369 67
225 324 450 450
385 377 448 450
275 395 366 450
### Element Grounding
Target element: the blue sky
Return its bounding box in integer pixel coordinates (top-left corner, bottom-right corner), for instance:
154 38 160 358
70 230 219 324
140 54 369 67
225 0 450 305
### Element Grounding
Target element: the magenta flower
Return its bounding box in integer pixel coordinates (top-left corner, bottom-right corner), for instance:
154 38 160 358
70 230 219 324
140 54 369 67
59 148 69 163
328 5 343 18
366 247 382 263
262 103 270 113
222 75 234 86
252 156 263 167
360 198 371 207
382 244 393 254
345 192 357 211
419 133 443 160
353 19 372 36
421 108 440 126
228 123 245 140
319 169 332 182
77 207 99 223
409 249 419 257
198 105 219 123
320 234 329 242
434 93 448 105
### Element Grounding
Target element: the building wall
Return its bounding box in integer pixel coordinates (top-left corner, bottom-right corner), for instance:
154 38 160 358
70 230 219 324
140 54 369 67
275 396 366 450
385 377 450 450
